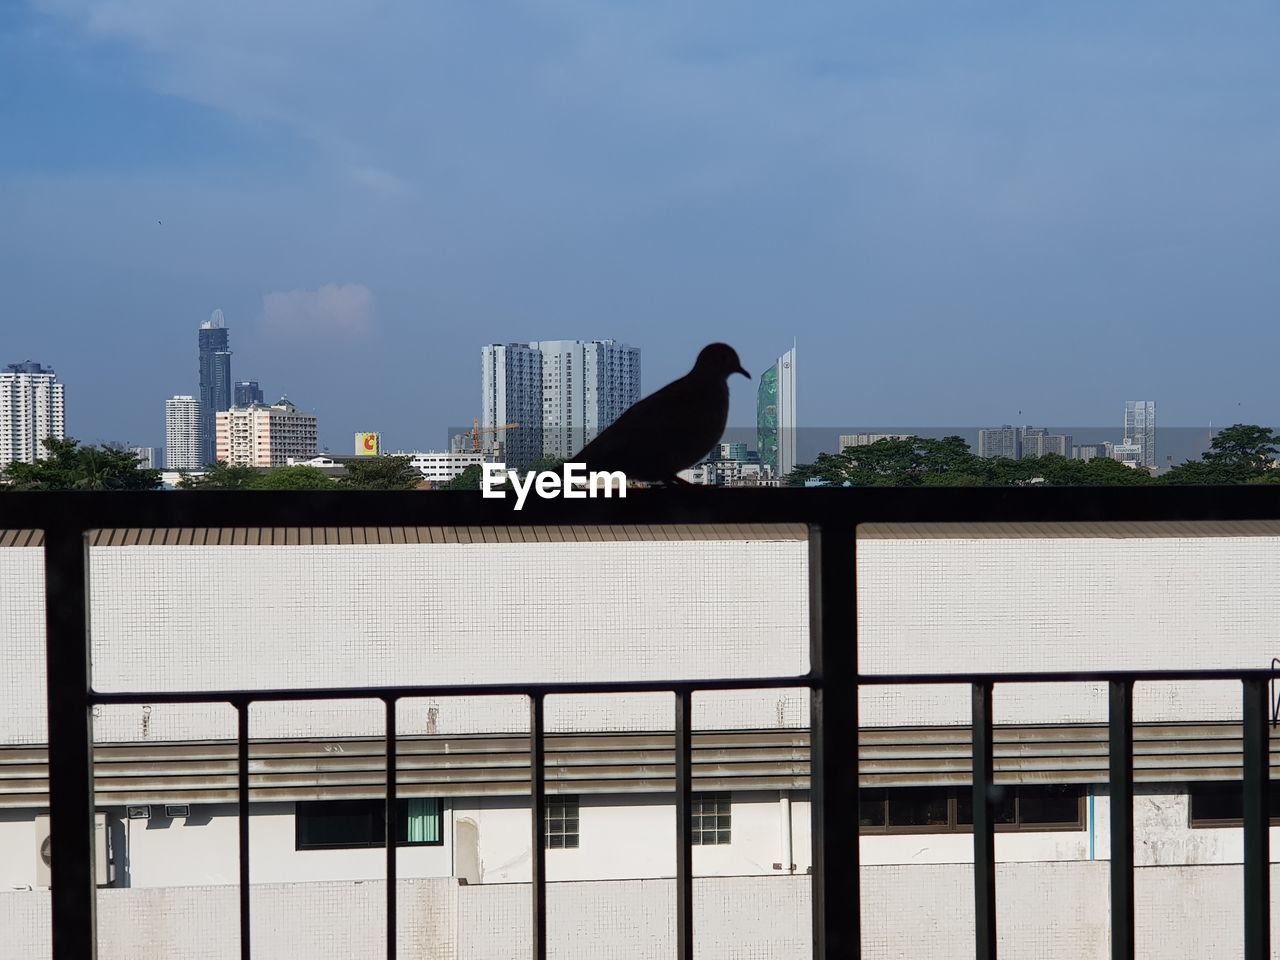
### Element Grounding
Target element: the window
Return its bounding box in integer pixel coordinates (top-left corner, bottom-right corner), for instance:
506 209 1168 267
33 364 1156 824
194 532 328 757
1189 781 1280 827
860 785 1085 834
691 792 732 845
295 798 443 850
545 795 579 849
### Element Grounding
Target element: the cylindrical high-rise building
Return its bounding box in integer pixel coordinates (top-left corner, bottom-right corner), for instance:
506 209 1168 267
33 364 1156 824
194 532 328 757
165 395 203 470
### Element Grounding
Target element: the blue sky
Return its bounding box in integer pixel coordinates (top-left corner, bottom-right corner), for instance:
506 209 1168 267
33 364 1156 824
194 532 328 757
2 1 1279 452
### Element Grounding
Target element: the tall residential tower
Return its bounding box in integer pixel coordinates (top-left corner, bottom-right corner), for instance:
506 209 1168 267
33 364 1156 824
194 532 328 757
481 344 544 469
0 361 65 468
532 339 641 460
198 310 232 466
757 343 797 478
165 395 202 470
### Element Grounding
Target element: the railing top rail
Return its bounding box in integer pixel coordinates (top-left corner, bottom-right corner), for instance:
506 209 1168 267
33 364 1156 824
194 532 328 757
4 485 1280 531
85 666 1280 705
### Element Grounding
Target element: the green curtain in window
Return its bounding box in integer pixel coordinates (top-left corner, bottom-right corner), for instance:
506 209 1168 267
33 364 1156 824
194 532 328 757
405 798 441 843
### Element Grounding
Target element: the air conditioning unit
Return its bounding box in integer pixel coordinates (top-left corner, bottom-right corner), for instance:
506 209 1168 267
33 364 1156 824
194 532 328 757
34 813 111 888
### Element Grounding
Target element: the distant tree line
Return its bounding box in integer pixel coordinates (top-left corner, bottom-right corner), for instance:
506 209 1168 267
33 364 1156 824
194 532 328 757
4 429 1279 491
787 424 1280 487
0 440 424 491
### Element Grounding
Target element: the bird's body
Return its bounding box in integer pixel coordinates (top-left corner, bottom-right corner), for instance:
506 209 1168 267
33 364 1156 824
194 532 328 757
573 343 749 483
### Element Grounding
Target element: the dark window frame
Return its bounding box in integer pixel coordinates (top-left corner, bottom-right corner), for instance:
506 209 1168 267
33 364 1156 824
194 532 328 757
1188 780 1280 828
545 794 580 850
859 785 1086 835
295 798 444 851
690 791 732 846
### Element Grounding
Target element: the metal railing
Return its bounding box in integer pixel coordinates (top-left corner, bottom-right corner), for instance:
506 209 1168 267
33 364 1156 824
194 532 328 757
9 484 1280 959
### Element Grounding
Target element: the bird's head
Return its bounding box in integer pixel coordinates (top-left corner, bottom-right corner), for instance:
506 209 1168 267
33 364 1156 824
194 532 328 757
694 343 750 380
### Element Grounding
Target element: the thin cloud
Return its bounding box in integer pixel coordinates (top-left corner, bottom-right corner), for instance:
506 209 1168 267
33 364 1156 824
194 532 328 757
350 166 414 198
261 283 373 337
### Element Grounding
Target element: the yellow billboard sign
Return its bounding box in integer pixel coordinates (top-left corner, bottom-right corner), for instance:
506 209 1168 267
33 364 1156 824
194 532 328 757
355 432 380 457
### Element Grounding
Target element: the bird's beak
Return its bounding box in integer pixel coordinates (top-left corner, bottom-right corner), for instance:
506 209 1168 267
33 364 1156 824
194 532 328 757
737 366 751 379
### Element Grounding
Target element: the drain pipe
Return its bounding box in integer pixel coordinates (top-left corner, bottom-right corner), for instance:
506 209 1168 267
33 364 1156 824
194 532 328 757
779 792 794 874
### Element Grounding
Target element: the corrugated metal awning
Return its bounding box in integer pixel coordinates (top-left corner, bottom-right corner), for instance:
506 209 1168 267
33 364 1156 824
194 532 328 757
77 524 807 547
858 520 1280 540
0 723 1273 808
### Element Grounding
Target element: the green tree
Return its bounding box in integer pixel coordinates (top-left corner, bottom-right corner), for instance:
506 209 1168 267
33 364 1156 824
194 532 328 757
788 438 1155 487
339 456 421 490
1 438 161 490
442 464 483 490
177 461 259 490
246 466 335 490
1159 424 1280 484
788 436 987 487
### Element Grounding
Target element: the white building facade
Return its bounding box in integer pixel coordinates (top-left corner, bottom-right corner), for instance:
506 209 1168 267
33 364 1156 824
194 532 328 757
0 361 65 468
4 522 1280 957
531 339 641 460
404 451 489 484
215 399 318 467
481 344 543 469
163 395 202 471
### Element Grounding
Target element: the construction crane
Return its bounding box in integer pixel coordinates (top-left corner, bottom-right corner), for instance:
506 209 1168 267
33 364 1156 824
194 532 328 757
464 419 519 453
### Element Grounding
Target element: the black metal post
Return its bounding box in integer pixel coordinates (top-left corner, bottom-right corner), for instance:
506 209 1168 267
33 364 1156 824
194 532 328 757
1108 680 1134 960
530 694 546 960
808 522 859 960
385 697 398 960
43 525 96 960
1243 678 1271 960
972 682 996 960
237 700 250 960
675 690 694 960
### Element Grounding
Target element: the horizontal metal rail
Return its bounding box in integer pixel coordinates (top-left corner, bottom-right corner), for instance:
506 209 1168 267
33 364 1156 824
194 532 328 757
81 667 1280 705
6 484 1280 530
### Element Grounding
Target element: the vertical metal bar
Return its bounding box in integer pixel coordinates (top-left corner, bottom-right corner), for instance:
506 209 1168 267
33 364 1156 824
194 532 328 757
1108 680 1134 960
43 525 96 960
971 682 996 960
808 522 859 960
385 697 398 960
675 690 694 960
237 700 250 960
1243 677 1271 960
530 694 546 960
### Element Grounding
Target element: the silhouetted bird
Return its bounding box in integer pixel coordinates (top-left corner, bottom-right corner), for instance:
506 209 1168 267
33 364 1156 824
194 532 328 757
573 343 750 484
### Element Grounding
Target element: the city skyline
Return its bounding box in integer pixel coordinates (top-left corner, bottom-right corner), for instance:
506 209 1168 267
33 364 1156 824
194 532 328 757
5 4 1279 450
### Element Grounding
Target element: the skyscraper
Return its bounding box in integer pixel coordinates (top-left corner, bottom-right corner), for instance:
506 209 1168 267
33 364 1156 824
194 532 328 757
198 310 232 466
1124 401 1156 469
532 339 641 459
481 344 543 469
0 361 65 468
234 380 264 408
757 343 797 477
165 395 202 470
